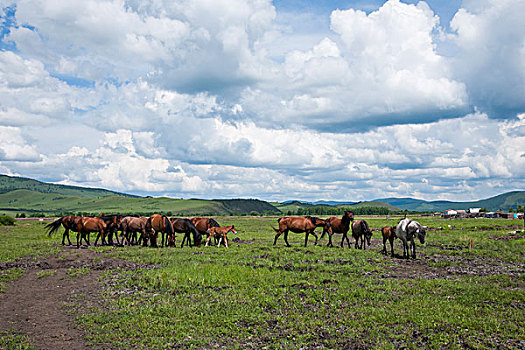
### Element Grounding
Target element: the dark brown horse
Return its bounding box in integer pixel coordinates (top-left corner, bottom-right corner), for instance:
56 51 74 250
321 211 354 247
272 216 328 247
120 216 148 245
45 215 83 246
351 219 372 249
170 218 202 248
145 214 174 247
205 225 237 248
381 226 397 256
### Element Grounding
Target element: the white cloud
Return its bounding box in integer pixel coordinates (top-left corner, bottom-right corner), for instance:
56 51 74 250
450 0 525 117
0 126 40 161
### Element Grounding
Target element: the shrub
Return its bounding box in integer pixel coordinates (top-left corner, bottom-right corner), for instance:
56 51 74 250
0 215 16 226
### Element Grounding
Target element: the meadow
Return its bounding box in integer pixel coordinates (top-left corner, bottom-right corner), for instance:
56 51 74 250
0 215 524 349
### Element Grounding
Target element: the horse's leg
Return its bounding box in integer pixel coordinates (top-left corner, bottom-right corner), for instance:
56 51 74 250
304 231 309 247
410 237 416 259
283 230 291 247
327 231 333 247
311 230 318 246
76 231 81 248
340 233 346 248
273 231 282 246
389 237 394 256
382 237 387 254
224 234 229 248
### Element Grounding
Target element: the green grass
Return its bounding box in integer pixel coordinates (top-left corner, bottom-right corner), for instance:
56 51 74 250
0 216 523 349
0 330 35 350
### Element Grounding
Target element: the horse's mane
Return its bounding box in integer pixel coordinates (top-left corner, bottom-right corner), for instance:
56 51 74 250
209 218 220 228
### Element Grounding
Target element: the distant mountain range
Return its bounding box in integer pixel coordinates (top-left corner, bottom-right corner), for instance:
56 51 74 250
374 191 525 212
0 174 523 214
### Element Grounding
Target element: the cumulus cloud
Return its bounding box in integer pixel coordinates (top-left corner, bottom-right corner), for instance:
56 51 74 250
450 0 525 118
0 0 523 202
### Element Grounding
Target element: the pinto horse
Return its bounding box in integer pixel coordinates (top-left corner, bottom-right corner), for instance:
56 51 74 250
321 211 354 247
45 215 83 246
351 219 373 249
120 216 148 245
272 216 328 247
205 225 237 248
381 226 397 256
170 218 202 248
396 218 426 259
145 214 174 247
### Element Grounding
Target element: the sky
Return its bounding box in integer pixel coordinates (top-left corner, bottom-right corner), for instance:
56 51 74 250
0 0 524 202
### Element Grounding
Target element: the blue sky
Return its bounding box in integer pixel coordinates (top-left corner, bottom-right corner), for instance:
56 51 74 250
0 0 523 202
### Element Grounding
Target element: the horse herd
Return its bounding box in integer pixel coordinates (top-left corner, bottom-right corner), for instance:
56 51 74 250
45 211 426 259
271 211 426 258
45 214 237 249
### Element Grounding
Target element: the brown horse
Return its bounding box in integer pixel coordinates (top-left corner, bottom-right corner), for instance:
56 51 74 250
205 225 237 248
190 217 221 245
78 217 107 248
170 218 202 248
381 226 397 256
321 211 354 247
351 219 373 249
94 215 122 246
272 216 328 247
45 215 83 246
145 214 174 247
120 216 148 245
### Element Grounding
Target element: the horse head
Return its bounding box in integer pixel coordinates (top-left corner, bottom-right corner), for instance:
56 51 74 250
229 225 237 235
417 225 426 244
364 225 373 246
344 211 354 220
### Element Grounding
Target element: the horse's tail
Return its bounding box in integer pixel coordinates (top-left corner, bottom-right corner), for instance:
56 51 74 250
209 218 220 228
361 220 371 234
271 226 280 233
45 217 64 236
163 216 174 236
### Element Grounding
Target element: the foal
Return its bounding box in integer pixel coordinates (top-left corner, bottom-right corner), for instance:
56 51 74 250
381 226 397 256
205 225 237 248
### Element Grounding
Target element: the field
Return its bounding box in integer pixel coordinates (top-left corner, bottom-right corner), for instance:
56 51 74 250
0 216 524 349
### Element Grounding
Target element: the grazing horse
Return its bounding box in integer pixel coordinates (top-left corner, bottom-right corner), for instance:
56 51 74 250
381 226 397 256
272 216 328 247
205 225 237 248
170 218 202 248
396 218 426 259
94 215 122 246
120 216 148 245
190 217 220 243
321 211 354 247
78 217 107 248
45 215 83 246
351 219 373 249
145 214 174 247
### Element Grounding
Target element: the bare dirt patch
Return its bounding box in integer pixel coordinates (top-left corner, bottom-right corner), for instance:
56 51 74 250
0 246 152 350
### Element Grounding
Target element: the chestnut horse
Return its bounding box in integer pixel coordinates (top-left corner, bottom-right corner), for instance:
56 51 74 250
351 219 373 249
205 225 237 248
145 214 174 247
190 217 221 245
45 215 83 246
381 226 397 256
78 217 107 248
321 211 354 247
170 218 202 248
272 216 328 247
94 215 122 246
120 216 148 245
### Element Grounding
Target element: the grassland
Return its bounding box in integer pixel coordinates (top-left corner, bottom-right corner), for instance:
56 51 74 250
1 216 524 349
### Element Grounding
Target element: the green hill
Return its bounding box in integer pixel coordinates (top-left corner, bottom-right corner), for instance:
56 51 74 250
0 175 281 216
0 174 136 198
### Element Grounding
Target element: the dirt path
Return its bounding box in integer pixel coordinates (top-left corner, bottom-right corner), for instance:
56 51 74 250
0 247 147 350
